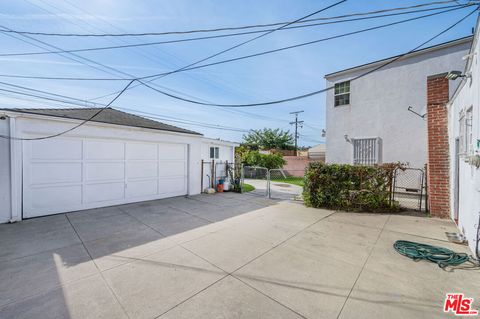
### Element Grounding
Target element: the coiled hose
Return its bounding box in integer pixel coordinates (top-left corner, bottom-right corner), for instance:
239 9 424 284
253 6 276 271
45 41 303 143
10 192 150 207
393 240 470 269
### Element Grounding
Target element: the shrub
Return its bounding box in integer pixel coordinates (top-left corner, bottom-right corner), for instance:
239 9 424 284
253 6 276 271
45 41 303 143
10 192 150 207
303 162 400 212
241 150 285 169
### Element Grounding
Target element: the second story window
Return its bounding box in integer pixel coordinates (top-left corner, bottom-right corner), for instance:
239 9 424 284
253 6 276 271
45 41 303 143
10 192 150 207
334 81 350 106
210 147 219 159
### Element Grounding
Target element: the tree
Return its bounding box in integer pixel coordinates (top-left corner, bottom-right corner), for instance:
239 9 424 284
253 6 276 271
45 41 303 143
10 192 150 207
241 150 285 169
242 128 294 150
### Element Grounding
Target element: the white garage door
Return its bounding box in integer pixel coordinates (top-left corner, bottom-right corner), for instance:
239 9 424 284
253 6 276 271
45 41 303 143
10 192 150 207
23 137 188 218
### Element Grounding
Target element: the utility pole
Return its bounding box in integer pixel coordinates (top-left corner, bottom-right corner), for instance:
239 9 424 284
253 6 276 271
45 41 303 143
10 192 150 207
289 110 304 156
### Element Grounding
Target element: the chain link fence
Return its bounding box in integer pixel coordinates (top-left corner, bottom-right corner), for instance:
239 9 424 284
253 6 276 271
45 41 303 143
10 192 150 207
268 169 304 200
242 166 269 197
392 167 427 211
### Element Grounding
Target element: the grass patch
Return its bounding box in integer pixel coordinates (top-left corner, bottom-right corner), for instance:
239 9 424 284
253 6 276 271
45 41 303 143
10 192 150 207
243 184 255 192
271 176 305 187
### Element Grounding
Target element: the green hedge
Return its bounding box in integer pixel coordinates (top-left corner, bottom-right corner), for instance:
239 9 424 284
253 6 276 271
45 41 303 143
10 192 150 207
303 162 398 212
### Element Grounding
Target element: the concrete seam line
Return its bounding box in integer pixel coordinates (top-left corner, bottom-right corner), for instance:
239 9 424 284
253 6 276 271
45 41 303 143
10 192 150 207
165 205 215 223
230 210 337 274
116 206 168 236
335 214 392 319
180 206 337 276
0 265 102 310
89 222 227 274
64 213 133 319
231 274 308 319
153 274 230 319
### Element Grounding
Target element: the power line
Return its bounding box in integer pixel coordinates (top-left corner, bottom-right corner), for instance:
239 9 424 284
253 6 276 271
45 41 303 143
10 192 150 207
0 1 346 140
0 5 475 117
0 80 136 140
0 0 465 37
0 3 468 57
129 6 479 107
0 2 291 127
0 3 471 86
85 4 475 102
0 78 294 128
0 87 251 133
0 4 475 135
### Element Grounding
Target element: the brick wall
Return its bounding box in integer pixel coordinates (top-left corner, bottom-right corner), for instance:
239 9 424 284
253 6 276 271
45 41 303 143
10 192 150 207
426 73 450 218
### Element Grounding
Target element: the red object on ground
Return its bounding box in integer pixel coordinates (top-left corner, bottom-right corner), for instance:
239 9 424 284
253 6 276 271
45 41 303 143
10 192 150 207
217 184 224 193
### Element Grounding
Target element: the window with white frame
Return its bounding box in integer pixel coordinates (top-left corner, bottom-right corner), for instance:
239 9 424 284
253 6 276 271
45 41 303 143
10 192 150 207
210 146 219 159
352 137 382 165
466 107 473 155
334 81 350 106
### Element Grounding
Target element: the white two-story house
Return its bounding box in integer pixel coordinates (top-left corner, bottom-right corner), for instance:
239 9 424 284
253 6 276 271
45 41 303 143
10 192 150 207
325 36 472 168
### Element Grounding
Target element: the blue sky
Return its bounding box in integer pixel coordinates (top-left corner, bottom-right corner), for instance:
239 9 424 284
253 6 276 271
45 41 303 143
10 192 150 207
0 0 477 146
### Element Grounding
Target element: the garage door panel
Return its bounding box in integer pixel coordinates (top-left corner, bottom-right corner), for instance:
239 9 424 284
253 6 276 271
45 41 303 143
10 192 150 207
85 140 124 160
84 182 125 203
126 143 157 160
159 177 186 194
127 161 157 179
159 144 186 160
31 162 82 185
31 139 82 160
126 180 158 198
85 162 124 181
28 185 82 211
24 138 188 217
159 161 186 177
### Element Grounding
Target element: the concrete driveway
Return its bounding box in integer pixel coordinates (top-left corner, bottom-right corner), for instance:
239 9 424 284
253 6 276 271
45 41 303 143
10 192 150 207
0 193 478 319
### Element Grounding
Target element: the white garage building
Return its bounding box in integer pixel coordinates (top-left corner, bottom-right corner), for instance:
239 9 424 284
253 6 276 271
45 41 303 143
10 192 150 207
0 107 237 223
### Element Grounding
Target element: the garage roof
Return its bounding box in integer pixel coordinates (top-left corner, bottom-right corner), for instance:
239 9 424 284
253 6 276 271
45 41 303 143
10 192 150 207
3 107 202 135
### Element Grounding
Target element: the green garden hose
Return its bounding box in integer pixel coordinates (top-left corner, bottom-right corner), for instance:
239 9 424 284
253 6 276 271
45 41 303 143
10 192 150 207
393 240 470 269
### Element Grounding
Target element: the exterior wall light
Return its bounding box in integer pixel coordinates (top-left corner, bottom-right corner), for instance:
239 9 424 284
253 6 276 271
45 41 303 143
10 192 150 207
445 70 469 80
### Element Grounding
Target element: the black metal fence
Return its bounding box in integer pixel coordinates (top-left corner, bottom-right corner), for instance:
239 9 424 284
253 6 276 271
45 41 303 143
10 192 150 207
392 167 427 211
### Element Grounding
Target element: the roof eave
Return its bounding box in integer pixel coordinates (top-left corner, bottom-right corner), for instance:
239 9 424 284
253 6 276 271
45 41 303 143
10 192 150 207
324 36 473 79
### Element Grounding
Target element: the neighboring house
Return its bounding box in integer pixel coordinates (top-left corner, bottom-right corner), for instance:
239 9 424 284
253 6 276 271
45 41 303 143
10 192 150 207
325 36 472 168
442 18 480 255
308 144 326 162
201 138 239 190
0 107 236 223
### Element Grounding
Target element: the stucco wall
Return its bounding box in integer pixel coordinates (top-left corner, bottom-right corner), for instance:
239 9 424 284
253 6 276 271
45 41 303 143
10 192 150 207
326 40 471 169
283 156 312 177
447 35 480 255
200 140 236 190
0 117 11 223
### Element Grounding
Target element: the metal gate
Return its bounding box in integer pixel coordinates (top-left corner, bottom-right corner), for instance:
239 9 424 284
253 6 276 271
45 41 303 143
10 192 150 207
242 166 269 197
392 167 427 211
268 169 304 200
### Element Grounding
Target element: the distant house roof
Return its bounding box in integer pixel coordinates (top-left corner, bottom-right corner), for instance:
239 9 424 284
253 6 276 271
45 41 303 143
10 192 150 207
325 36 473 79
1 107 202 135
308 144 326 153
202 137 239 146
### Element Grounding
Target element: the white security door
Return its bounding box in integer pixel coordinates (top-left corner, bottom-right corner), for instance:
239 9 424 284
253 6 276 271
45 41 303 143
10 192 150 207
23 137 187 218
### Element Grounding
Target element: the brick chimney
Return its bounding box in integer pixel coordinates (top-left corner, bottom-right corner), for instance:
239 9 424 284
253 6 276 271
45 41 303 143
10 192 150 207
426 73 450 218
